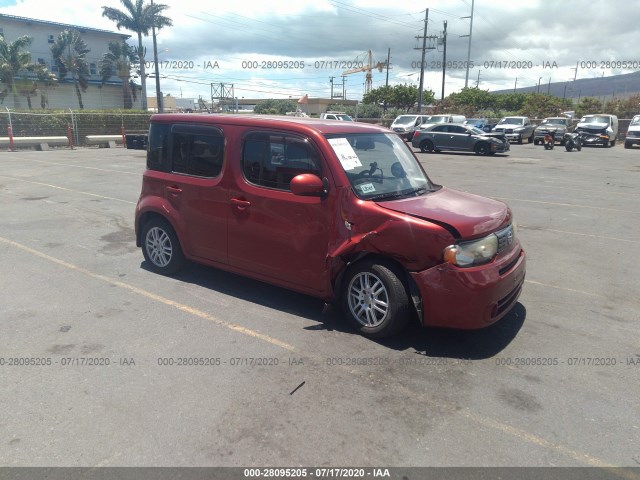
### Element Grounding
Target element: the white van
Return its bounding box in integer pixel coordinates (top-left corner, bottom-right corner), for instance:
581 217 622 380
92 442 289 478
575 114 619 147
426 114 466 124
390 114 431 141
624 115 640 149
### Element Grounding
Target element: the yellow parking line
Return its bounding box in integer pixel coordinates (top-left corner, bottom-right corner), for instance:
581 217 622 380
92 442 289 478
0 175 136 205
519 225 640 244
495 197 636 214
0 236 295 352
524 279 606 298
8 158 141 176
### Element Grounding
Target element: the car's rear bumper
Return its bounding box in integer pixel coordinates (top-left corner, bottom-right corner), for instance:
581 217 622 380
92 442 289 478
410 246 526 329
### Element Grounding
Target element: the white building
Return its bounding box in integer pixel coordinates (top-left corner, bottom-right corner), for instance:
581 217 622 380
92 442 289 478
0 13 142 110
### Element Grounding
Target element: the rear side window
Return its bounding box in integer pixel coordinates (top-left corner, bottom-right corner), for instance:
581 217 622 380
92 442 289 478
147 123 171 171
242 132 321 191
170 125 224 178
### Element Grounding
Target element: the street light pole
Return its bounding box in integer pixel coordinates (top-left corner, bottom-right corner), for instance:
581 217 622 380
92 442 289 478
151 0 163 113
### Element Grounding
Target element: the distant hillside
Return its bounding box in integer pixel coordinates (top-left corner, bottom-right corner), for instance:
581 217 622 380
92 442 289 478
492 71 640 99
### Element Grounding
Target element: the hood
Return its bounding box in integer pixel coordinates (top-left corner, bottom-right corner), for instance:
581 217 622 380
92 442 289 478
376 187 511 239
577 122 609 129
495 123 524 129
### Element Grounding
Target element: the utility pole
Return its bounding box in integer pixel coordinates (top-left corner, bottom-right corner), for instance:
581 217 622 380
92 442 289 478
441 20 447 101
571 61 578 81
329 76 335 99
547 77 551 95
385 48 391 87
150 0 162 112
475 69 480 88
514 77 518 93
460 0 475 88
415 9 437 112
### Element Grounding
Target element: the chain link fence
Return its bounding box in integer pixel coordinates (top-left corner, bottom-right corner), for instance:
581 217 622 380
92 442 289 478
1 109 151 147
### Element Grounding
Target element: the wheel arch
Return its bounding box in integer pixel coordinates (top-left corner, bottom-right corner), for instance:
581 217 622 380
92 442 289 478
333 252 422 320
136 210 179 247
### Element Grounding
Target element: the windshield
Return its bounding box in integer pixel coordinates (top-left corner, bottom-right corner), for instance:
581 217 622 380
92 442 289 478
629 115 640 126
580 116 610 124
428 115 449 123
542 118 568 126
326 133 434 200
498 117 524 125
393 116 417 125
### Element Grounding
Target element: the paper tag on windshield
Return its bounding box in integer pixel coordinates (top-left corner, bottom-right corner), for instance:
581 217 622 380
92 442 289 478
328 138 362 171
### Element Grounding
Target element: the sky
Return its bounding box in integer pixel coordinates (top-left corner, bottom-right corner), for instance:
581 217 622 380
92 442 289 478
1 0 639 102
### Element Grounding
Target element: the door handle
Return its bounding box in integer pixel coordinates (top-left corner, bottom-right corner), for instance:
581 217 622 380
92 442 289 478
166 185 182 195
230 198 251 210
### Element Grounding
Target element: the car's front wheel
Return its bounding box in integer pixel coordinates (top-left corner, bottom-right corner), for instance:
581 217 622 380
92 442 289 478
475 142 490 155
141 217 185 275
340 260 411 338
625 141 632 149
419 139 435 153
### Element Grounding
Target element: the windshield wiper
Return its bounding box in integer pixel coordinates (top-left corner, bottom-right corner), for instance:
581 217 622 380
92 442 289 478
369 186 430 201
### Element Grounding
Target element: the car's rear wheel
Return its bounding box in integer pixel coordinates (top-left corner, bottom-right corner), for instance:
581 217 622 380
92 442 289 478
340 260 410 338
517 135 523 144
420 139 435 153
475 142 490 155
142 217 185 275
528 133 534 143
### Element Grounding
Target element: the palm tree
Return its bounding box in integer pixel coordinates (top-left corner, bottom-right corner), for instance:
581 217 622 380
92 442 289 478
51 30 91 109
102 0 173 111
99 41 138 109
0 35 37 109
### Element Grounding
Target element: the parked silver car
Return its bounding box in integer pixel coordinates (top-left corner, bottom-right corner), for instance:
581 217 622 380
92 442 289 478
412 123 510 155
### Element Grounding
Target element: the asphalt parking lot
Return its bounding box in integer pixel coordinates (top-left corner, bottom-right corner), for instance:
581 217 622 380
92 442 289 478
0 141 639 470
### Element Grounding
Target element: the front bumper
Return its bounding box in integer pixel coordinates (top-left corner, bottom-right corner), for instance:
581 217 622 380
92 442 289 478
625 135 640 145
410 245 526 329
581 134 610 146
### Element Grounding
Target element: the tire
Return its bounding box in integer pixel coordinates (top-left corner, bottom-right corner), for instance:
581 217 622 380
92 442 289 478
625 141 632 149
419 139 434 153
533 139 539 145
475 143 490 155
528 133 534 144
141 217 185 275
340 260 411 338
517 135 523 144
565 144 573 152
611 139 616 147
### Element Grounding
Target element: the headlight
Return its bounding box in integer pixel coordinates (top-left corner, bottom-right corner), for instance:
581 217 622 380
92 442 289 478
443 234 499 267
514 127 525 132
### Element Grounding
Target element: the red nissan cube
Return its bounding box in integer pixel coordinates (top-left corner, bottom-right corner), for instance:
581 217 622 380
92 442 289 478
135 114 526 338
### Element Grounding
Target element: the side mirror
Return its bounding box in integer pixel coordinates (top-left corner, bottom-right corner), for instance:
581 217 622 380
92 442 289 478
290 174 326 197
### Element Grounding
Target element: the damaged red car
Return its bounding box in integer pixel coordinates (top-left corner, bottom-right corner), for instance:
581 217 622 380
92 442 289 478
135 114 526 338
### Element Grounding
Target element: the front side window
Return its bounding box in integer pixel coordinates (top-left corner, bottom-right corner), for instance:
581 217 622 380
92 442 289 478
169 125 224 177
327 133 435 201
242 132 321 191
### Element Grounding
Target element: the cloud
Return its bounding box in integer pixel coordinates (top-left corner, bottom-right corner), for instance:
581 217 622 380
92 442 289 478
1 0 635 99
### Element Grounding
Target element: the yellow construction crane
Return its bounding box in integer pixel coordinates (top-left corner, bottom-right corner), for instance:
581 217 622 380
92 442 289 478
342 50 387 94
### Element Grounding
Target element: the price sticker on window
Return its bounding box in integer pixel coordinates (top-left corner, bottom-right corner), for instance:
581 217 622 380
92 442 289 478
359 183 376 193
328 138 362 171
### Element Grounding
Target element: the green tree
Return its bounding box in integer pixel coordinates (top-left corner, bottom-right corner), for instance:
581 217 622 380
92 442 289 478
102 0 173 112
0 35 55 108
576 97 603 117
253 99 297 114
51 29 91 109
494 92 528 114
99 41 138 109
363 84 427 113
519 93 570 118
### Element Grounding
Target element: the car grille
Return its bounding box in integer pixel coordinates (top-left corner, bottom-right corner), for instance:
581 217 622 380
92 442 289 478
578 127 605 135
495 128 513 134
495 224 515 254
